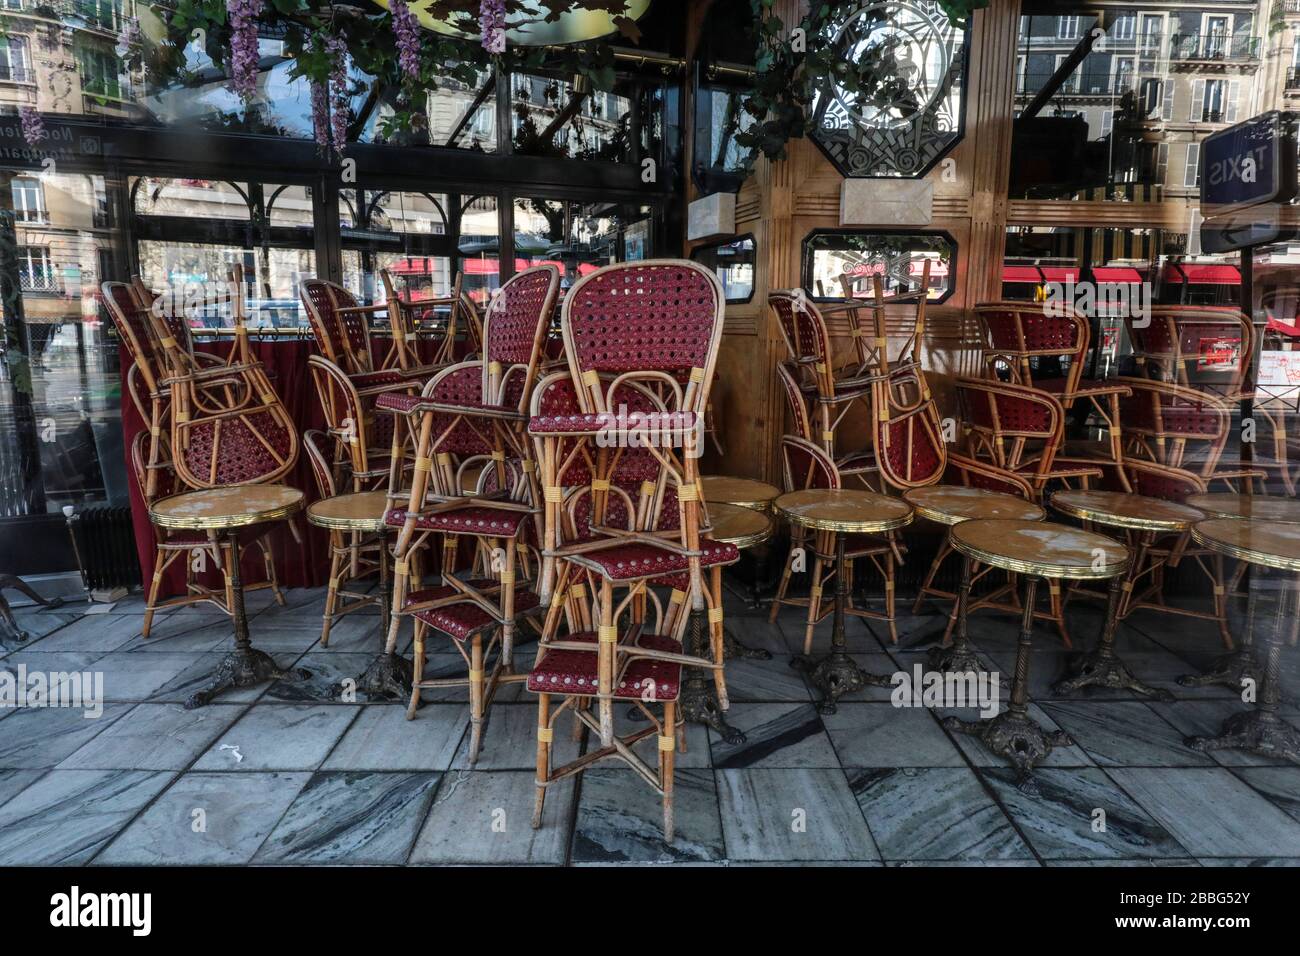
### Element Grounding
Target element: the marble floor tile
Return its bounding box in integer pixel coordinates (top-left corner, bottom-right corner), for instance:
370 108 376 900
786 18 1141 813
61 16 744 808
717 768 879 862
632 720 712 770
718 614 793 658
1106 767 1300 858
0 768 44 807
822 703 966 768
410 769 574 865
722 654 812 703
120 620 234 654
28 613 149 653
90 653 215 702
709 702 839 769
778 612 885 656
572 767 723 863
2 608 80 647
1045 858 1202 867
1196 857 1300 867
1040 700 1212 767
1229 767 1300 825
827 654 906 703
253 770 440 864
0 769 174 864
448 702 580 771
0 704 130 768
849 766 1031 862
981 766 1189 860
193 704 359 771
96 771 311 865
56 703 245 771
323 703 467 771
937 701 1094 768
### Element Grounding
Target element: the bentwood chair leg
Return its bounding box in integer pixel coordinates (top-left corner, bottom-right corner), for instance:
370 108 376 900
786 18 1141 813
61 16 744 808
913 541 951 614
885 558 898 645
468 633 485 765
532 693 551 829
1048 579 1071 648
770 527 804 623
500 540 517 670
1213 554 1233 650
220 543 237 617
406 622 425 719
260 538 286 605
804 551 825 655
322 540 343 647
661 700 676 843
709 564 729 710
143 548 167 639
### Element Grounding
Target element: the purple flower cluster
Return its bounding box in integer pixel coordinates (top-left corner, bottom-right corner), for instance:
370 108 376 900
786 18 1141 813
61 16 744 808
18 106 46 146
326 34 350 155
310 78 330 149
226 0 262 101
479 0 506 54
391 0 421 83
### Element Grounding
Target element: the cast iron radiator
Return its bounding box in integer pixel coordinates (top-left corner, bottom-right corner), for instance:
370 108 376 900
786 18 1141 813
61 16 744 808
66 506 141 591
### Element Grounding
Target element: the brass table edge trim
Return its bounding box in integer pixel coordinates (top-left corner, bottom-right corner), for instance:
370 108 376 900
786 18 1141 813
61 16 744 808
1190 525 1300 572
949 532 1130 580
150 495 304 531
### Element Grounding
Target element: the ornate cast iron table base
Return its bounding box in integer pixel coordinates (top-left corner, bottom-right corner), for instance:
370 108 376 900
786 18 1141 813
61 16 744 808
680 610 746 743
927 641 984 674
724 627 771 661
1054 653 1173 701
1177 648 1263 691
347 651 415 702
1186 710 1300 764
186 647 310 709
791 651 892 715
943 710 1072 784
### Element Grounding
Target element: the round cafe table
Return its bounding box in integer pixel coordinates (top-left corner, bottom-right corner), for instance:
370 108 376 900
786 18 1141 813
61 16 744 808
904 484 1046 674
943 518 1130 780
679 503 774 742
150 485 310 709
702 474 782 620
1050 489 1203 701
1184 518 1300 764
1184 493 1300 524
774 489 913 713
306 490 412 701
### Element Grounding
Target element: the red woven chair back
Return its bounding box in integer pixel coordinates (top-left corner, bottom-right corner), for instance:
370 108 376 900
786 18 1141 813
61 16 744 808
944 452 1035 499
1126 307 1252 395
974 301 1089 391
781 435 840 492
302 429 338 500
562 260 725 418
769 291 831 370
308 355 388 487
873 366 946 490
129 429 178 506
956 377 1065 480
775 360 814 441
481 265 560 410
103 281 166 395
1115 376 1230 476
301 279 376 376
1110 458 1206 501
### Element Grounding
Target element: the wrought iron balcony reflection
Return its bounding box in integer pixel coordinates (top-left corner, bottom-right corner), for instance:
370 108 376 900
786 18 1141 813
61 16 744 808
1288 67 1300 91
1169 33 1259 63
19 270 61 293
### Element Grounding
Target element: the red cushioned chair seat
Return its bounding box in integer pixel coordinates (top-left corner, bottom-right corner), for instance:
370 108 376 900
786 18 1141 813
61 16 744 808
526 632 681 700
528 410 698 435
1037 377 1129 398
374 392 422 413
565 538 739 581
385 505 532 536
352 369 422 391
408 584 540 640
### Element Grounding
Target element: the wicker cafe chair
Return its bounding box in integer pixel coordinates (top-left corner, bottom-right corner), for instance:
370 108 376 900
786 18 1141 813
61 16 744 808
526 259 733 842
974 301 1131 478
768 290 877 467
1115 377 1265 492
300 278 427 394
377 268 463 375
775 360 880 488
378 264 560 765
130 431 285 639
308 355 407 493
769 435 902 647
303 430 388 646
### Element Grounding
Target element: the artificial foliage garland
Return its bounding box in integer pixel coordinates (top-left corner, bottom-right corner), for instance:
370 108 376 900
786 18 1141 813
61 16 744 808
129 0 986 163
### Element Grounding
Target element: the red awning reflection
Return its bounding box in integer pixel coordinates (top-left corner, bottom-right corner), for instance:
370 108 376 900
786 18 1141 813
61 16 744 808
1167 263 1241 285
1002 265 1043 283
1038 266 1080 283
1091 266 1143 283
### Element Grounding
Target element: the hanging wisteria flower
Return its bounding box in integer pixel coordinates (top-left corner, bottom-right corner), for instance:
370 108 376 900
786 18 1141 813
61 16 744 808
391 0 421 83
479 0 506 54
326 33 350 154
310 78 330 150
226 0 262 101
18 106 46 146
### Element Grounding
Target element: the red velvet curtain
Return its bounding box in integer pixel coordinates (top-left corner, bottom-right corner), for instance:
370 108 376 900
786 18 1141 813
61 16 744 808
121 338 332 593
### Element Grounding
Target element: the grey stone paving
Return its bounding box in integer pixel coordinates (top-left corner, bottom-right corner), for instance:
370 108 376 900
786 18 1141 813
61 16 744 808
0 579 1298 866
